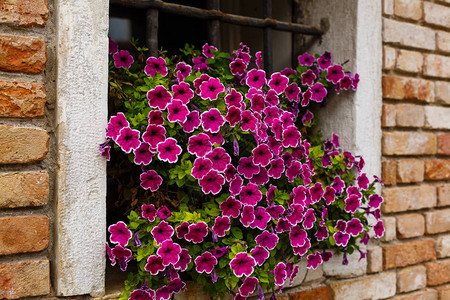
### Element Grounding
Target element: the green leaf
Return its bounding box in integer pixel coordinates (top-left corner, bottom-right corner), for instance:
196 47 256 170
231 227 243 239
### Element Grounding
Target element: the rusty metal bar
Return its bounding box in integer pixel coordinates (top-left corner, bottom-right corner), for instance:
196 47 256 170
263 0 273 74
146 8 159 56
111 0 324 35
207 0 220 48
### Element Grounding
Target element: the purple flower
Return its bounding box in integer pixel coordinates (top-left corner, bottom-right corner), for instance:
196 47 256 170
315 225 329 241
202 43 217 58
145 57 168 77
134 143 154 165
157 240 182 266
298 53 315 66
129 289 153 300
147 85 172 110
240 205 255 227
334 231 350 247
240 183 262 206
332 176 345 194
213 216 231 237
157 138 182 163
113 50 133 68
303 208 316 229
246 69 266 90
111 245 132 271
309 182 324 203
116 127 140 153
325 64 344 84
368 194 383 209
346 218 363 237
310 82 327 102
174 248 191 271
290 226 307 247
323 186 336 205
99 143 111 161
250 206 271 230
185 222 208 244
200 77 225 101
374 220 385 238
151 221 174 245
106 113 129 140
145 255 165 275
344 194 361 213
229 58 247 76
255 230 278 250
357 173 370 190
109 221 132 246
302 110 314 126
282 126 301 148
142 124 166 148
188 133 212 157
206 147 231 172
251 246 269 266
306 251 323 270
237 157 260 179
268 72 289 94
317 51 332 70
321 251 333 262
301 69 316 86
230 252 256 277
274 262 287 286
285 82 301 102
199 170 225 195
201 108 225 133
157 206 171 220
211 246 229 258
175 62 192 81
195 251 217 274
108 36 118 54
268 158 285 179
192 56 208 71
239 277 258 297
220 196 242 218
142 204 156 221
140 170 163 191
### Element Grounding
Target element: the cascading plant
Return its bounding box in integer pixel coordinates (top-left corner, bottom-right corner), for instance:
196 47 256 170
103 38 384 300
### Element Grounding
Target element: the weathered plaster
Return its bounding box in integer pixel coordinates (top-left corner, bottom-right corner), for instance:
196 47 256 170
55 0 109 296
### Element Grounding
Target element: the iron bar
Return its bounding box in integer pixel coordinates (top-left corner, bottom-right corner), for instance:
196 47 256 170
111 0 324 36
207 0 220 48
146 8 159 56
263 0 273 74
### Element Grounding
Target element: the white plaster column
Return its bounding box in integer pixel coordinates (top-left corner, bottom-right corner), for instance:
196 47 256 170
55 0 109 296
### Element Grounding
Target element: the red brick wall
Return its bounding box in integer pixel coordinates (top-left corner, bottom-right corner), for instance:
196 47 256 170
0 0 52 299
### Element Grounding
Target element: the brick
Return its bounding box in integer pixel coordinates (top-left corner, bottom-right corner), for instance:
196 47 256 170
383 132 437 156
391 289 438 300
367 246 383 273
394 0 422 21
425 160 450 180
397 213 425 239
384 0 394 15
0 81 46 118
0 171 48 208
437 31 450 53
436 81 450 105
425 106 450 130
329 272 396 300
396 104 425 128
0 35 46 74
323 251 366 278
382 160 397 185
425 209 450 234
0 0 48 27
383 239 436 269
398 265 427 293
288 286 330 300
0 216 49 255
437 235 450 258
397 159 424 183
0 125 48 164
382 103 396 127
427 260 450 286
382 75 434 102
438 185 450 207
0 260 50 299
424 2 450 28
384 19 435 50
382 185 436 213
424 54 450 78
396 49 423 73
439 285 450 300
438 134 450 155
382 216 397 242
383 46 396 70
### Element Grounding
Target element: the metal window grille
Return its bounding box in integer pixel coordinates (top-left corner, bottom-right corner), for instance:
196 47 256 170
111 0 324 74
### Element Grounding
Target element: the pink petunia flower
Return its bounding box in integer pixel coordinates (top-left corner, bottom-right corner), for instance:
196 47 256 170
156 206 171 220
192 56 208 71
129 289 153 300
109 221 132 246
374 220 385 238
306 251 323 270
301 69 316 86
225 88 244 109
240 110 258 131
157 138 182 163
302 110 314 126
268 72 289 94
157 240 182 266
332 176 345 194
180 110 201 133
346 218 363 237
212 216 231 237
240 205 255 227
148 110 164 125
134 142 154 165
191 157 213 179
276 218 292 233
145 255 165 275
286 161 302 182
251 246 270 266
140 170 163 191
274 262 287 286
148 85 172 110
229 58 247 76
188 133 212 157
225 106 242 127
285 82 301 102
237 156 260 179
239 277 258 297
175 222 189 240
206 147 231 172
202 43 217 59
298 53 315 66
174 248 191 271
344 194 361 213
309 182 324 203
249 166 269 185
174 62 192 81
325 64 344 84
255 230 278 250
302 208 316 229
220 196 242 218
290 226 308 248
116 127 141 153
230 252 256 277
240 183 262 206
286 204 304 225
167 99 189 123
293 238 311 256
282 126 301 148
368 194 383 209
334 231 350 247
108 36 118 54
268 158 285 179
323 186 336 205
195 251 217 274
172 82 194 104
200 77 225 101
211 246 230 258
315 225 329 241
357 173 370 190
301 88 312 107
310 82 327 102
185 222 208 244
265 89 279 106
229 175 243 195
317 51 332 70
145 57 168 77
246 69 266 90
113 50 133 68
252 144 273 167
249 206 271 230
142 204 157 221
266 204 284 220
106 113 129 140
151 221 174 245
255 51 262 69
201 108 225 133
199 170 225 195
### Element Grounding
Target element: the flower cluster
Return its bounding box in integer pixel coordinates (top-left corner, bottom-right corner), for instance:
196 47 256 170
105 40 382 300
